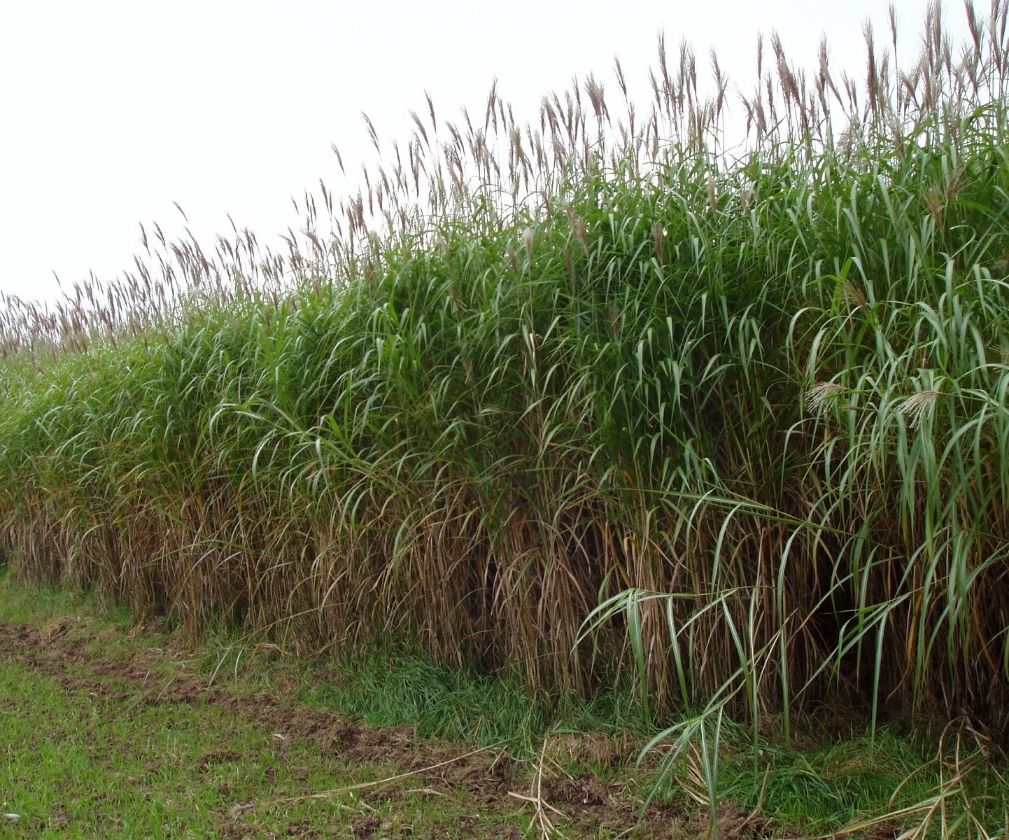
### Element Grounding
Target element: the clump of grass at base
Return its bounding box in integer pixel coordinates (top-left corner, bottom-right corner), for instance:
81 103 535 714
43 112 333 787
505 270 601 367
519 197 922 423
1 3 1009 839
0 567 111 626
302 641 652 757
655 719 1009 839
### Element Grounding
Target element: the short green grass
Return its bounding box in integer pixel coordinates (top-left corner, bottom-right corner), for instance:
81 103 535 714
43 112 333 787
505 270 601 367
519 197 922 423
0 660 351 838
2 569 1008 839
0 572 534 839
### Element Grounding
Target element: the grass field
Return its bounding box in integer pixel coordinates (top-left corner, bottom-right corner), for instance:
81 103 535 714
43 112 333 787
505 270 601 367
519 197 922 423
1 571 1006 839
1 3 1009 837
0 572 653 839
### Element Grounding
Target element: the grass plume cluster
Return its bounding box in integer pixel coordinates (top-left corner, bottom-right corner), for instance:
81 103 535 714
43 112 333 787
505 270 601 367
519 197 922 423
2 7 1009 825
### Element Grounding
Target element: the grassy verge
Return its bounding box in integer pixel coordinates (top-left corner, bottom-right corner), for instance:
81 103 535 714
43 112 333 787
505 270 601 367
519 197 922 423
1 570 1007 839
0 571 642 839
1 659 360 839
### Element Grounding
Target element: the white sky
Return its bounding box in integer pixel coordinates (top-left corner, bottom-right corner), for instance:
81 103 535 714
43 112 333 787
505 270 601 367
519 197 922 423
0 0 974 306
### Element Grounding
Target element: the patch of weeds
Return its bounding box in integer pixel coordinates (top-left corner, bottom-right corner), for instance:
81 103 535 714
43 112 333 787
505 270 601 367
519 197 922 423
301 641 652 759
0 568 101 624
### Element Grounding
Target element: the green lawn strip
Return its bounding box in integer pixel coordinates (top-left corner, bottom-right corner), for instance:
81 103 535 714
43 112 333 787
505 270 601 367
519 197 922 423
0 654 538 839
0 575 664 839
2 571 1007 839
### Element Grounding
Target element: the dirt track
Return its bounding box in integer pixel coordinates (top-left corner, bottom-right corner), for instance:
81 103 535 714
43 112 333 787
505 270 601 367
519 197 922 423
0 618 760 838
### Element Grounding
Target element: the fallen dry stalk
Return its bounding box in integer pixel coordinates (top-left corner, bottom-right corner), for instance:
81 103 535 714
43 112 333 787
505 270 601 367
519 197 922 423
507 734 566 840
260 740 509 807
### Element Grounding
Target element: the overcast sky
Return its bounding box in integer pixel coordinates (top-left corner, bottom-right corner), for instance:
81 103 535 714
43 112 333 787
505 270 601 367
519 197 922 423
0 0 974 306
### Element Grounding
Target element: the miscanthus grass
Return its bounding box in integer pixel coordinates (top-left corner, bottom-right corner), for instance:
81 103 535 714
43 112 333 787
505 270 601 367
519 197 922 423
2 2 1009 834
